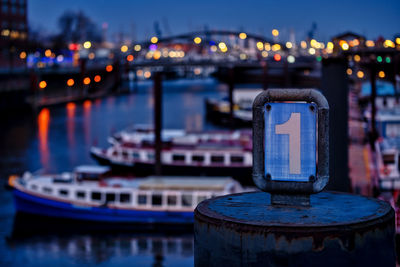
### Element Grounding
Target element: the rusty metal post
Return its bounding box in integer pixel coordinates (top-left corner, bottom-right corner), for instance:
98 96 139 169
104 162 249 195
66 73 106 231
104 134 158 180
195 192 395 267
153 72 162 175
321 57 350 192
370 64 378 151
228 67 234 127
195 88 395 266
283 59 290 87
262 61 268 90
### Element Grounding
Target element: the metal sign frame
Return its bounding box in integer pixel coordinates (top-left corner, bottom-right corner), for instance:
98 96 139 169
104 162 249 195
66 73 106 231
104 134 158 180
252 89 329 205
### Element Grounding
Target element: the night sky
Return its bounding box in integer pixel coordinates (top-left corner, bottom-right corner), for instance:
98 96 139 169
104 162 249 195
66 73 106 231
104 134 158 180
29 0 400 42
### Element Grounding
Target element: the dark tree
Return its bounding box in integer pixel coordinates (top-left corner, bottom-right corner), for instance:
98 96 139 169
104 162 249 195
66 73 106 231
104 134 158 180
55 10 102 45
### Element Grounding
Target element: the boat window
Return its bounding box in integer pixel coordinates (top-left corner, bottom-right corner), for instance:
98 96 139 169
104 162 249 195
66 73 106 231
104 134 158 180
230 155 244 164
91 192 102 201
43 187 52 194
147 152 154 160
106 192 116 202
192 155 204 163
172 154 185 162
197 195 208 205
59 189 69 196
383 154 395 165
30 184 38 190
182 194 193 207
76 191 86 199
167 195 177 206
112 150 118 156
118 193 130 203
138 194 147 205
152 193 162 206
211 155 224 163
132 152 140 159
122 151 129 158
77 172 100 180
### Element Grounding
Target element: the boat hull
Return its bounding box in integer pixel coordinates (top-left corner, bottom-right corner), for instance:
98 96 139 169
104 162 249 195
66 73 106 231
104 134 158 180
13 188 194 224
90 150 253 185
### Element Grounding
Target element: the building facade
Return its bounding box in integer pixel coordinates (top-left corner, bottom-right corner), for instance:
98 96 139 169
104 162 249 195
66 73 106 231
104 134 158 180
0 0 28 69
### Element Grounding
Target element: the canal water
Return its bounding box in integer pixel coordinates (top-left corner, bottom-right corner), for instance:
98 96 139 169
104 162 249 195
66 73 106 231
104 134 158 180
0 78 237 266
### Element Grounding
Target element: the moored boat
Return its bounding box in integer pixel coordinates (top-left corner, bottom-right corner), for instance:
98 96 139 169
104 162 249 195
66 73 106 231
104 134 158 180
9 165 246 225
205 89 261 126
91 126 253 184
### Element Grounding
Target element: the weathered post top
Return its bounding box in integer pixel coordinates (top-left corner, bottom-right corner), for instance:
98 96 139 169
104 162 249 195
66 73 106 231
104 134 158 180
252 89 329 206
195 88 395 267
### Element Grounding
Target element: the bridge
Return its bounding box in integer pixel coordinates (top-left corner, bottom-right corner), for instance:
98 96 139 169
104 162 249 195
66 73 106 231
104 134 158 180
118 29 294 66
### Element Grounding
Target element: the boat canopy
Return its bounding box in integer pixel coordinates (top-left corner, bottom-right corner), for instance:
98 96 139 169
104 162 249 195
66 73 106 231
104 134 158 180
74 165 111 175
137 176 236 191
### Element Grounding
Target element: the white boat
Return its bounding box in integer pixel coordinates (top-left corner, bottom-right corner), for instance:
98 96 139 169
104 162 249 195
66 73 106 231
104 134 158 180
91 126 253 184
9 165 247 224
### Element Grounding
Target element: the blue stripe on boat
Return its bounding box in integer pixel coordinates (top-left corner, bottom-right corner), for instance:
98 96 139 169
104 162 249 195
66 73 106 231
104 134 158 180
13 189 194 224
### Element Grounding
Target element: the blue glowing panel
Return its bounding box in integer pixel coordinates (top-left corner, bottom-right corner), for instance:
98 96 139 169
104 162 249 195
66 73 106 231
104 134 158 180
264 103 316 182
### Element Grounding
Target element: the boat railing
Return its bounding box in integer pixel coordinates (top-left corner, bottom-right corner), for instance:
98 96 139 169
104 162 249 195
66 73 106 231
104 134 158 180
379 176 400 191
23 178 224 210
109 146 251 166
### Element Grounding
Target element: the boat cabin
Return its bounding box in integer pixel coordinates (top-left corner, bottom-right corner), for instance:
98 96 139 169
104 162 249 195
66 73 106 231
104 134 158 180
74 165 111 181
19 174 243 211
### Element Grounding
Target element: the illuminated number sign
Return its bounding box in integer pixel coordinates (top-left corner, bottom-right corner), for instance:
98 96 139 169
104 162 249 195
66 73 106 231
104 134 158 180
264 103 316 182
252 89 329 201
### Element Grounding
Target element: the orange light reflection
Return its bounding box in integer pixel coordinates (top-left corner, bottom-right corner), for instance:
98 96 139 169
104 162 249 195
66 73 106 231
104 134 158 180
83 100 92 109
66 102 76 146
38 108 50 167
83 100 92 145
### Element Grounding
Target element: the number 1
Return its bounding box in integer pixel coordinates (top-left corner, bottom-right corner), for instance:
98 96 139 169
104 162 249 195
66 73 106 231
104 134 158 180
275 113 301 174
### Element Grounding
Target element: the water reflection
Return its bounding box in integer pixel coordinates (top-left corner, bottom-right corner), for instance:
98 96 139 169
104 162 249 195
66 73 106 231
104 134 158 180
37 108 50 169
83 100 92 145
66 102 76 148
185 114 203 131
8 213 193 266
0 79 225 266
